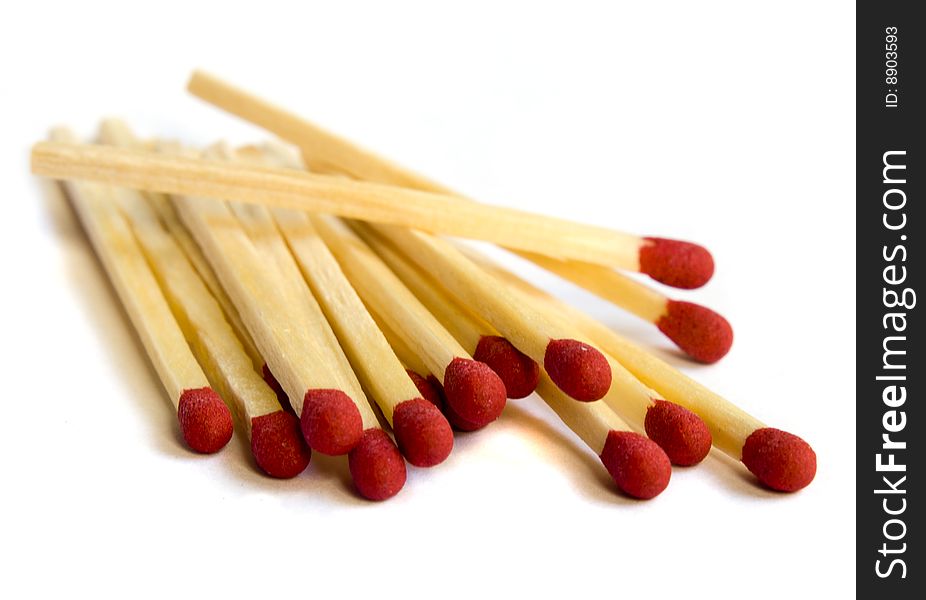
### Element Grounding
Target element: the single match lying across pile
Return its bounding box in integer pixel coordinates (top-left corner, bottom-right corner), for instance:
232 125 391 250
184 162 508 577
30 71 817 501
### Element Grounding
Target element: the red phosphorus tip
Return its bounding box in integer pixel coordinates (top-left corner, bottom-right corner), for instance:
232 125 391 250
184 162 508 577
473 335 540 399
442 398 484 432
543 339 612 402
261 363 295 414
251 410 312 478
442 357 507 428
742 428 817 492
406 369 444 411
348 428 407 501
639 237 714 289
300 389 364 455
393 398 454 467
599 430 672 499
656 300 733 364
177 387 234 454
644 400 713 466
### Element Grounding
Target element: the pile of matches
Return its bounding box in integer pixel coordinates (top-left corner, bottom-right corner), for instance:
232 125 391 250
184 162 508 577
30 71 816 501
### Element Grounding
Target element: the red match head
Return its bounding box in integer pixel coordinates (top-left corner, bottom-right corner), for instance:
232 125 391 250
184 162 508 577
742 428 816 492
406 369 444 411
300 389 363 455
639 237 714 289
474 335 540 399
656 301 734 364
442 357 507 428
599 430 672 499
393 398 454 467
261 363 295 414
177 387 233 454
442 400 485 432
251 410 312 478
543 339 612 401
348 428 407 501
644 400 712 466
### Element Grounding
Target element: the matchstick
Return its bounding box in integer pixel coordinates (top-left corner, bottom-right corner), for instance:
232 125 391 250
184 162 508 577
463 247 817 492
536 372 671 499
367 225 613 402
30 140 711 281
363 224 710 465
185 69 714 289
98 121 309 478
513 251 734 364
252 142 453 467
353 222 539 399
49 127 233 454
309 215 507 431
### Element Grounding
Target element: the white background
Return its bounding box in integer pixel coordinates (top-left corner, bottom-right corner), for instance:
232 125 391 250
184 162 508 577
0 2 855 598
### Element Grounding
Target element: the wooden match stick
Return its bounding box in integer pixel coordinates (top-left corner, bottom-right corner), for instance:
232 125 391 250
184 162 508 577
462 247 817 492
185 69 714 289
535 372 671 499
30 139 709 279
353 222 539 399
363 223 710 465
367 224 613 403
98 121 309 478
49 127 233 454
309 215 507 431
514 251 734 364
251 142 453 467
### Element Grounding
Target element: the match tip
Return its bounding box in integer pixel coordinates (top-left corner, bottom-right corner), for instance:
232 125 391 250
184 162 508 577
406 369 444 411
393 398 454 467
543 339 612 401
348 428 407 501
251 410 312 478
742 428 817 492
599 430 672 499
261 363 294 413
639 237 714 289
443 357 507 428
177 387 233 454
300 389 364 455
644 400 712 466
474 335 540 399
657 301 734 364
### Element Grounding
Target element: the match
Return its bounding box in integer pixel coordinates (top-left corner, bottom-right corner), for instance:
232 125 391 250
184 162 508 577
515 251 734 364
51 127 233 454
310 215 507 431
465 248 816 492
353 222 539 399
97 121 310 478
536 372 671 499
186 70 714 289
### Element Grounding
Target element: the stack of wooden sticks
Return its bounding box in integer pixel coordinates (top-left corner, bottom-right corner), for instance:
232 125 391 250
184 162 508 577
30 71 816 501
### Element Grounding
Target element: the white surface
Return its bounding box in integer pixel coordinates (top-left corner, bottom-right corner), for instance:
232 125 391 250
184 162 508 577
0 2 855 598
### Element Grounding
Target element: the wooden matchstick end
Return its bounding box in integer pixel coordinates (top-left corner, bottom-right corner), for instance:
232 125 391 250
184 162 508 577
599 431 672 500
639 237 715 289
299 389 364 455
393 399 454 468
406 370 444 411
644 400 713 466
543 339 612 402
348 429 407 501
473 336 540 399
442 358 507 428
177 387 234 453
250 411 312 479
656 300 734 364
741 428 817 492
